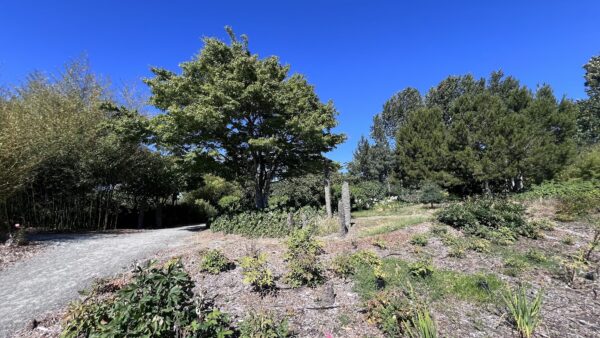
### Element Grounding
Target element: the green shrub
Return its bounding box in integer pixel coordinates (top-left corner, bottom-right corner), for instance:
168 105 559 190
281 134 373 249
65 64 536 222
240 252 275 292
366 289 416 337
438 199 538 240
61 260 234 337
561 235 575 245
239 311 291 338
419 182 445 207
430 224 448 236
195 198 219 219
448 243 467 258
199 249 233 274
211 206 324 238
504 257 528 276
410 234 429 246
467 238 491 253
283 228 324 287
330 250 383 279
409 258 435 278
525 249 547 264
502 286 543 338
350 180 387 210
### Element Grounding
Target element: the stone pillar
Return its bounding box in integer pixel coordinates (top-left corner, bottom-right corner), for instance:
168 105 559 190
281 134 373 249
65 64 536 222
338 200 347 236
324 179 332 219
342 181 351 230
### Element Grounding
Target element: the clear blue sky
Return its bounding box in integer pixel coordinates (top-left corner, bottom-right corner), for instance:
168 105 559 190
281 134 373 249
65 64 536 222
1 1 599 164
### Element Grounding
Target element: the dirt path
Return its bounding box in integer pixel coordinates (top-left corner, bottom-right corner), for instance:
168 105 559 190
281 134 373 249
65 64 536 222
0 225 204 337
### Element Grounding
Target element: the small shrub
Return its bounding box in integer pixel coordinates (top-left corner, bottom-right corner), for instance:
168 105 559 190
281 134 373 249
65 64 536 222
525 249 547 264
284 228 324 287
239 311 291 338
504 257 528 276
448 243 467 258
489 227 517 245
561 235 575 245
240 252 275 292
419 182 445 208
366 289 415 337
409 258 435 278
467 238 491 253
502 285 543 338
559 249 587 286
517 221 543 239
330 250 383 279
372 238 388 249
410 234 429 246
530 219 555 231
61 260 234 337
199 249 233 274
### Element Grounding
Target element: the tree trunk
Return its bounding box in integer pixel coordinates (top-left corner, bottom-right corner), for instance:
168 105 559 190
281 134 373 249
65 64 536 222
338 200 347 236
324 179 332 219
137 209 145 229
155 204 162 228
342 181 351 230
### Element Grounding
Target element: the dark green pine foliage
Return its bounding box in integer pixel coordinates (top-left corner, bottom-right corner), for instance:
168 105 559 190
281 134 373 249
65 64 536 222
577 55 600 146
394 71 577 193
381 87 423 140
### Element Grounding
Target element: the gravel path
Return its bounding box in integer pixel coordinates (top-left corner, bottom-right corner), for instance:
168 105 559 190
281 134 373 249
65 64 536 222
0 225 203 337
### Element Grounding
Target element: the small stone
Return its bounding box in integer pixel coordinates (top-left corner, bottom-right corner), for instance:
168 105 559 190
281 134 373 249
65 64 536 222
584 271 597 281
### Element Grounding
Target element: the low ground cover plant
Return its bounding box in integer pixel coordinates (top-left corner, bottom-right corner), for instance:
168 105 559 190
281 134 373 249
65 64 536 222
239 311 291 338
61 260 234 337
410 234 429 246
437 199 541 241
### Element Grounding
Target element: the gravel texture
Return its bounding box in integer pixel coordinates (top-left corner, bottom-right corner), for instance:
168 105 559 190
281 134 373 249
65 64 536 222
0 225 203 337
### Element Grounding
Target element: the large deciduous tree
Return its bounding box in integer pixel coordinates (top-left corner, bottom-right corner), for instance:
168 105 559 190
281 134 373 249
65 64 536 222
145 28 344 209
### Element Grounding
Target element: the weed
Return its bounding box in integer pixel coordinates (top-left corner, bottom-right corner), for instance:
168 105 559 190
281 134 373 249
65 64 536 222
366 289 416 337
430 224 449 236
504 257 528 277
409 258 434 278
372 238 388 249
525 249 547 264
561 235 575 245
403 308 438 338
467 238 491 253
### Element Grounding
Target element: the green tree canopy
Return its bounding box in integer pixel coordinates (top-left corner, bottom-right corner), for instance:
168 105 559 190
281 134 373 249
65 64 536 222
145 28 344 209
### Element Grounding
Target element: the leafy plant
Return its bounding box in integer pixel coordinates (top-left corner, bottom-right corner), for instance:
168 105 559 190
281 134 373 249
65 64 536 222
437 199 537 241
240 252 276 292
409 258 434 278
211 207 324 238
199 249 233 274
502 285 543 338
467 238 491 253
330 250 383 279
410 234 429 246
366 289 416 337
372 238 388 249
561 235 575 245
61 260 234 337
403 308 438 338
284 228 324 287
239 311 291 338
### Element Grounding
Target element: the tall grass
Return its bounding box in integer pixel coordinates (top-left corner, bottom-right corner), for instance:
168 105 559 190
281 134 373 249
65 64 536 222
502 285 543 338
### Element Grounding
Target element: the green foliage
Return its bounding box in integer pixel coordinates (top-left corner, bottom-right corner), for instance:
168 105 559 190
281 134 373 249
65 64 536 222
239 311 291 338
269 173 325 209
502 286 543 338
408 258 435 278
437 199 538 241
211 207 323 238
403 308 438 338
349 180 387 210
410 234 429 246
561 235 575 245
146 27 344 209
467 238 491 253
61 260 234 337
419 182 445 207
240 252 275 292
330 250 383 279
199 249 233 274
283 228 324 287
366 289 416 337
559 145 600 181
396 72 577 193
577 55 600 145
